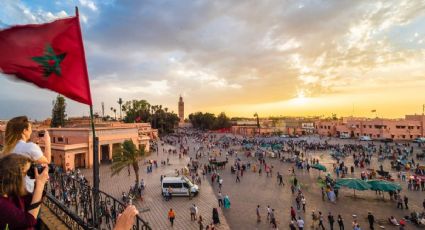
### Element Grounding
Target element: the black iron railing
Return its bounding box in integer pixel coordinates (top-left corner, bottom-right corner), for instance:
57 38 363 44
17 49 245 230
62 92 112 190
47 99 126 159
43 171 151 230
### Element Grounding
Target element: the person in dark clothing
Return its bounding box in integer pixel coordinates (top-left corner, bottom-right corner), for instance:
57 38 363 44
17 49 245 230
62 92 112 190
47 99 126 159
328 212 335 230
212 208 220 224
403 195 408 209
337 214 344 230
367 212 375 230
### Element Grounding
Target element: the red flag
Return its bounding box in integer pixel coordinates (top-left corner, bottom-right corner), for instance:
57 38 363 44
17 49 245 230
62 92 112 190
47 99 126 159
0 16 92 105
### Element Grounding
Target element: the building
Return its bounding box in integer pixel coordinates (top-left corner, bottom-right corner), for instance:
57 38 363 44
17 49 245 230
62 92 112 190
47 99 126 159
315 114 425 140
0 118 156 170
178 95 184 123
231 117 317 136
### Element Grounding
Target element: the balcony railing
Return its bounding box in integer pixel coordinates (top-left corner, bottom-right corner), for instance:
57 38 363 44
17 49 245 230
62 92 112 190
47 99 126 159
43 170 151 230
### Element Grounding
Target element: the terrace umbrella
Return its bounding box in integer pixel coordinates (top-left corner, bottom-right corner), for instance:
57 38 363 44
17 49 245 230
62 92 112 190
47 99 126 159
336 178 371 197
367 180 402 192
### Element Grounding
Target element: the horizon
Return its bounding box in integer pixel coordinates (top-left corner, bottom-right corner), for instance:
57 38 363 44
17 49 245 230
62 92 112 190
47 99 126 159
1 1 425 120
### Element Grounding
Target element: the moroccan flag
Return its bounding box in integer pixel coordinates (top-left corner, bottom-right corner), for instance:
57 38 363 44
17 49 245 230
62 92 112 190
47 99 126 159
0 16 92 105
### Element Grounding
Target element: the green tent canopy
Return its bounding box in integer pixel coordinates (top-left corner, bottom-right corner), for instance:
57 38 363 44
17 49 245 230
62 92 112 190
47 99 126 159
312 163 327 172
336 178 371 191
366 180 402 192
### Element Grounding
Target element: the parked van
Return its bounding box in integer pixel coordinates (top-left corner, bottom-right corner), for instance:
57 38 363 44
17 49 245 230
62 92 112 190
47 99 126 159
359 136 372 141
339 132 350 139
162 176 199 197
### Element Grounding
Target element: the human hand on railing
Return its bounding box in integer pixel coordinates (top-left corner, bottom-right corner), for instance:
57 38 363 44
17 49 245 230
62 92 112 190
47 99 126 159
114 205 139 230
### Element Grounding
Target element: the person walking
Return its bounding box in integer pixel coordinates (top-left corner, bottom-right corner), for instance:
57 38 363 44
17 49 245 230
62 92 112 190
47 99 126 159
224 195 231 209
396 195 403 209
318 211 325 230
212 208 220 225
291 206 297 221
267 205 271 221
270 209 277 229
337 215 344 230
297 216 305 230
256 205 261 222
168 208 175 227
198 215 204 230
367 212 374 230
328 212 335 230
190 204 196 221
218 191 223 207
301 196 306 212
403 195 409 209
312 211 318 229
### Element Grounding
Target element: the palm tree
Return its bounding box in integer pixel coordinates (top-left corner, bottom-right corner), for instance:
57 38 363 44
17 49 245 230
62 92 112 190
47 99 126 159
111 140 146 185
117 98 123 120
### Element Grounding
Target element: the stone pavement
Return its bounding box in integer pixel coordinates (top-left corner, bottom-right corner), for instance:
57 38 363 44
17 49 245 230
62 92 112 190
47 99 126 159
81 141 230 230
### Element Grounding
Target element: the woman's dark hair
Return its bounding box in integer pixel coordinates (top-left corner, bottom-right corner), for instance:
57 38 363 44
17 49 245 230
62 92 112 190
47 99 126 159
0 154 31 197
3 116 30 155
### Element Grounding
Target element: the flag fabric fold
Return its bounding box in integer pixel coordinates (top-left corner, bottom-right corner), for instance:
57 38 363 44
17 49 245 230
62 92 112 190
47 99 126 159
0 16 92 105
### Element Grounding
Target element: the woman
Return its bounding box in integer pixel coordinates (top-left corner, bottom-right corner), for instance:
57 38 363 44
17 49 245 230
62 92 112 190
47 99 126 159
0 154 49 229
212 208 220 224
3 116 51 193
224 195 231 209
3 116 50 162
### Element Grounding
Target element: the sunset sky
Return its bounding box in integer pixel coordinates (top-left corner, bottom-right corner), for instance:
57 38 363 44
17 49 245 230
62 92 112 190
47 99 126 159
1 0 425 120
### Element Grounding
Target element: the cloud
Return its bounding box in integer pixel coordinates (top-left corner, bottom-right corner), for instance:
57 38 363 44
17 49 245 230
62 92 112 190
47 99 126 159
79 0 98 11
1 0 425 119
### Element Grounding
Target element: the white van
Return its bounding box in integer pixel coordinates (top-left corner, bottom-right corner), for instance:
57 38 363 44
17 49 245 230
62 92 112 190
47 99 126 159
162 176 199 197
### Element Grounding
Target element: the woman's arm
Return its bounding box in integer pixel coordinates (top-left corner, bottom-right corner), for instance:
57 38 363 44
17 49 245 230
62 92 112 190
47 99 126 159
43 130 51 163
28 167 49 218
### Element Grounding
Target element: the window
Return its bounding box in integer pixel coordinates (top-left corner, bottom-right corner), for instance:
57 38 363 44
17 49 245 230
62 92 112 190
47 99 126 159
58 137 64 142
363 125 366 128
377 134 380 138
356 125 359 128
163 183 182 189
391 135 395 138
410 135 413 139
356 133 359 136
369 125 372 128
402 135 406 139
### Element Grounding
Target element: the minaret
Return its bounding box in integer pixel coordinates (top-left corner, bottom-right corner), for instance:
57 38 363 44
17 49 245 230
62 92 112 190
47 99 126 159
178 95 184 123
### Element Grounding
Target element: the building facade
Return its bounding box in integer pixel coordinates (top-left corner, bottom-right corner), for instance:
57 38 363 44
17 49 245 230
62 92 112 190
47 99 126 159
0 119 155 170
315 115 425 140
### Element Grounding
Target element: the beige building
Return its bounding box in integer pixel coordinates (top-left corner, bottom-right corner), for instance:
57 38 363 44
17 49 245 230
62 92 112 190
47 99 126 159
231 118 316 136
0 119 156 170
315 115 425 140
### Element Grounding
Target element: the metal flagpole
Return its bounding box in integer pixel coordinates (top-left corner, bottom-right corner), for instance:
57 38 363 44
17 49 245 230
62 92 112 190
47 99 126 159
75 6 100 227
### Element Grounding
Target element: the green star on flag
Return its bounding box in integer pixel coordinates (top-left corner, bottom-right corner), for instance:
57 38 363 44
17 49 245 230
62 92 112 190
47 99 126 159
32 44 66 77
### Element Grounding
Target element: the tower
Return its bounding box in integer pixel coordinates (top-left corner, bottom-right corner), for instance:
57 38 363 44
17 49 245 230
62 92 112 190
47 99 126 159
178 95 184 123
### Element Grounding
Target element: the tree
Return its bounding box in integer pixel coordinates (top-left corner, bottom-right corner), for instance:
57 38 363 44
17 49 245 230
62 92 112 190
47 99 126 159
188 112 231 130
121 99 179 135
110 107 117 120
111 140 146 185
51 95 67 127
117 98 123 120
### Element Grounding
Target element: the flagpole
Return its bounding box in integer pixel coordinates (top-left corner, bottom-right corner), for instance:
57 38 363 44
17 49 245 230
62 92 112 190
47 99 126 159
75 6 100 227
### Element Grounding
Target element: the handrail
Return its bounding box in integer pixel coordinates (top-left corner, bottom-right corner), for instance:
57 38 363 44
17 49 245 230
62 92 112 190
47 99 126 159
44 171 151 230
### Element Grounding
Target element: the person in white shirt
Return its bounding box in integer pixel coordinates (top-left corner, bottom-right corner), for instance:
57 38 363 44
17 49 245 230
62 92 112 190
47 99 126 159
297 216 305 230
2 116 51 192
